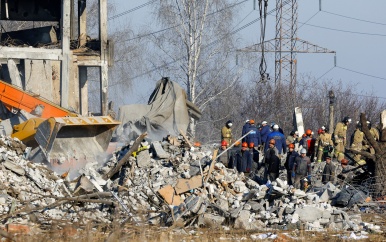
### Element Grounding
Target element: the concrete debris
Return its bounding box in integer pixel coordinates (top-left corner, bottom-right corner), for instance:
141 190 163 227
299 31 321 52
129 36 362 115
0 135 384 235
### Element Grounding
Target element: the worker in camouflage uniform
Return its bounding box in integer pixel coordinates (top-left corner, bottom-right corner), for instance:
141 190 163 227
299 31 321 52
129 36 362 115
334 116 351 162
350 121 366 165
221 120 233 146
315 126 334 163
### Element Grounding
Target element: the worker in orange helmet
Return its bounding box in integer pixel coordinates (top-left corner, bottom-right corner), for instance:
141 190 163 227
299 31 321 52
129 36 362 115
233 142 253 174
218 140 229 167
264 139 280 181
249 142 260 171
284 143 299 186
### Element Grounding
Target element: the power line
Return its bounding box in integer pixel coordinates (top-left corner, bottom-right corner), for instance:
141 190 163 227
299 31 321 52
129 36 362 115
108 0 156 21
115 0 249 43
110 0 293 86
336 66 386 81
321 10 386 26
299 22 386 37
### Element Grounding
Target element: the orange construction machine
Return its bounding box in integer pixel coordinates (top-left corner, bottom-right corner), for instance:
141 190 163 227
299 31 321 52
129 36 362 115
0 80 120 178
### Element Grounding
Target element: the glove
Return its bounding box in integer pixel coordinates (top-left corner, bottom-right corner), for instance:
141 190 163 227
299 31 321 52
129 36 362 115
307 175 311 181
292 171 295 178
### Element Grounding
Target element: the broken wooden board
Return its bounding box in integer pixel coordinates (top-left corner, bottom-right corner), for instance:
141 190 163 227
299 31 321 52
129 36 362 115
204 149 219 183
158 185 182 205
175 176 203 195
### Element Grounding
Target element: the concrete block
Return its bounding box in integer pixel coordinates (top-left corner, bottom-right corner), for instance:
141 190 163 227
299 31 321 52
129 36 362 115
198 214 225 228
295 206 323 222
136 150 151 168
152 141 170 159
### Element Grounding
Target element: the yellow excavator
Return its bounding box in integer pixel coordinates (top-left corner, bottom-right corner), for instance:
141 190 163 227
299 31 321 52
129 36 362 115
0 80 120 177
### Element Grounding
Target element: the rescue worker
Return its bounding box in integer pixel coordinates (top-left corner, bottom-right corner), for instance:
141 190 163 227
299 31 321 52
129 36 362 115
301 129 316 160
221 120 233 146
249 142 260 172
228 141 241 169
265 124 286 155
336 158 356 185
260 121 271 146
235 142 253 173
315 126 334 163
264 139 280 181
293 148 311 189
334 116 352 162
284 143 299 186
218 140 229 167
245 120 262 147
350 121 366 165
242 120 251 142
286 131 299 146
322 155 335 184
367 121 380 154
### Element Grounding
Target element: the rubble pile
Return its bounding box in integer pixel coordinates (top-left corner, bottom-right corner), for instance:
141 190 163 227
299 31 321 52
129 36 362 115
0 135 384 235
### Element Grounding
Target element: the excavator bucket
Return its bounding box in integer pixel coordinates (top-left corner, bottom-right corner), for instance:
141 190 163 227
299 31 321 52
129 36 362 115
34 116 120 177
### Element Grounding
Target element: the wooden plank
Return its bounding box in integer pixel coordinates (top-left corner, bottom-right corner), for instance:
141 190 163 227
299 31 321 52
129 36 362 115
204 149 218 183
103 132 147 180
179 129 193 148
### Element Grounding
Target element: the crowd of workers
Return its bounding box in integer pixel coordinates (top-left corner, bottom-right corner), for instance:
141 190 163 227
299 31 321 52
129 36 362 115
219 117 380 190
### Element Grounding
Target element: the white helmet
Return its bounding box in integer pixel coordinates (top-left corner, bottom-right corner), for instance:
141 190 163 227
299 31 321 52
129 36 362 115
273 124 279 130
300 148 307 154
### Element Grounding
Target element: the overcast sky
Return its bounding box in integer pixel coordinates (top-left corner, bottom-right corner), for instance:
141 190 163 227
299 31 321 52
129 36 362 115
109 0 386 104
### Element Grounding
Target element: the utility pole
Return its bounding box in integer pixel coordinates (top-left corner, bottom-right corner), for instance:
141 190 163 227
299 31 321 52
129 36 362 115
328 90 335 132
238 0 335 88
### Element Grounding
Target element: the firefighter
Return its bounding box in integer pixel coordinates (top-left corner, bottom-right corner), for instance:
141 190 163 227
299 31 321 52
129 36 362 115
315 126 334 163
367 121 380 154
221 120 233 146
350 121 366 165
334 116 352 162
286 130 299 146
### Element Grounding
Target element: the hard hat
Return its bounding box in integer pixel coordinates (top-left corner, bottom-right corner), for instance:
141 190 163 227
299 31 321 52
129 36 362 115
305 129 312 136
341 159 349 165
343 116 351 124
302 134 307 138
288 143 295 149
249 119 255 124
300 148 307 154
317 128 323 135
262 121 268 125
242 142 248 148
273 124 279 130
234 141 241 146
248 142 254 148
269 139 275 145
194 141 201 147
295 131 299 135
245 119 250 123
221 140 228 146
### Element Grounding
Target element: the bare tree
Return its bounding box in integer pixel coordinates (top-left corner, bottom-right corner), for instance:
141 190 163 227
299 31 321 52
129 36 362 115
147 0 241 137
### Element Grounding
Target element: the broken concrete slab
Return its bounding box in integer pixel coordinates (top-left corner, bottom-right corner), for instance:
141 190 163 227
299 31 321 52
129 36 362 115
152 141 170 159
158 185 182 206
